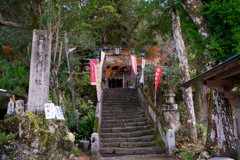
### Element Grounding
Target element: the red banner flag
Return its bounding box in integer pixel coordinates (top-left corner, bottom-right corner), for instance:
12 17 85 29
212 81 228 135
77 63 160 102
90 59 98 85
154 66 163 100
131 55 138 76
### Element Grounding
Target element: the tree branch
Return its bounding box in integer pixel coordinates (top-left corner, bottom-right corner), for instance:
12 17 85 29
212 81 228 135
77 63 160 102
0 12 32 30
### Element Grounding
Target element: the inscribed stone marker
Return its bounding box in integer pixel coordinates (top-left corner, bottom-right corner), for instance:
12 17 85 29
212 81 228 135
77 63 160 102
28 30 51 112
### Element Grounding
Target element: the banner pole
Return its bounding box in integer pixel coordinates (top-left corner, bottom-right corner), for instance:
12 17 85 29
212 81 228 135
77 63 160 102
154 64 156 107
143 58 145 90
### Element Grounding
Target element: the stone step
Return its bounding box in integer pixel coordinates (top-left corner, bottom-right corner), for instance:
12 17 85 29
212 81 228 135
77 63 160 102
101 125 151 133
103 93 136 95
102 109 143 113
103 95 137 97
103 98 138 100
102 111 145 117
102 110 142 113
102 114 145 120
100 88 159 155
104 90 136 93
103 105 140 108
101 121 149 128
102 117 148 124
101 141 155 148
101 129 153 138
103 102 139 104
103 102 140 106
100 147 160 154
103 98 138 101
101 135 154 143
104 95 137 97
103 99 138 101
103 94 137 96
103 106 142 109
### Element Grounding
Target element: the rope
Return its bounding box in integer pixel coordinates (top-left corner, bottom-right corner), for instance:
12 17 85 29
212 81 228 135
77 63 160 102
24 103 64 108
24 103 45 108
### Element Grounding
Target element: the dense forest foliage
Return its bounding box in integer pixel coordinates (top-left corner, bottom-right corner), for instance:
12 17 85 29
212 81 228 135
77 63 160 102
0 0 240 158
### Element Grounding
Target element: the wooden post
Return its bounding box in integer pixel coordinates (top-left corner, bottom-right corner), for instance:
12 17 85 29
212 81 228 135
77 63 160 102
28 30 51 113
64 31 80 130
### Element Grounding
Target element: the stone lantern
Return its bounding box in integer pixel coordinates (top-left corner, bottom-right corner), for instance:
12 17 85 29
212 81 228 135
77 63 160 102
162 92 178 111
84 64 90 73
162 91 180 133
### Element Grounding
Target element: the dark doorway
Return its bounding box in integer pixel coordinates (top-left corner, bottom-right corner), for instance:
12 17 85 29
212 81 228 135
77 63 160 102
0 109 7 120
109 79 123 88
116 79 123 88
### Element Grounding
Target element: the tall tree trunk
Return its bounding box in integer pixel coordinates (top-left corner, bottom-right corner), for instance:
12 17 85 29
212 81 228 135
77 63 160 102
65 31 80 130
206 89 237 159
194 54 208 125
181 0 209 126
171 8 197 143
181 0 210 39
50 8 62 106
181 0 238 158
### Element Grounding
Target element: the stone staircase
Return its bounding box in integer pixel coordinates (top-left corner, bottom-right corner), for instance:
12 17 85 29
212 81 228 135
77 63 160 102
100 88 160 155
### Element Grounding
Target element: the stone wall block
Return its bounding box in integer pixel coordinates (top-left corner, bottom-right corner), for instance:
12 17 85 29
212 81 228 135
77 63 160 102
15 100 24 115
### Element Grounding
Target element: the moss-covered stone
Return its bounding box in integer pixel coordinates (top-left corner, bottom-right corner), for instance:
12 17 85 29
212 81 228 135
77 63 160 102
93 117 99 133
0 114 19 134
0 110 79 159
71 145 80 155
139 85 168 133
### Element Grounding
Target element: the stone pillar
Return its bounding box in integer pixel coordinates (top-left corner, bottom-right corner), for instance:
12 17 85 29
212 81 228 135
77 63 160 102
15 100 24 115
28 30 51 113
105 78 109 89
7 96 15 115
162 92 181 133
166 129 175 156
91 133 100 160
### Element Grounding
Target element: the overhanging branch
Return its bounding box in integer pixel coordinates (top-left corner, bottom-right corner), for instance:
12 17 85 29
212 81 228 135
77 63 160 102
0 12 32 30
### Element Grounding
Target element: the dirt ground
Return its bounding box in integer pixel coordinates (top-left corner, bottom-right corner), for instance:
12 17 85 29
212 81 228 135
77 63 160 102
74 150 91 160
73 150 176 160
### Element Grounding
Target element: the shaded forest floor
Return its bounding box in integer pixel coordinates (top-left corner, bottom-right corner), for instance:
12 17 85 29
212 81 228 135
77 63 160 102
74 150 91 160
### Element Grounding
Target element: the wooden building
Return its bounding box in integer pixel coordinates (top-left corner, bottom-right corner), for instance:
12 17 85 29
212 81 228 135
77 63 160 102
182 53 240 159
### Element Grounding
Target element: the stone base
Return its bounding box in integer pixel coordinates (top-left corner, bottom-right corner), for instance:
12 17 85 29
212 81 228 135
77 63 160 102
162 111 181 133
0 111 79 159
237 139 240 160
162 104 178 111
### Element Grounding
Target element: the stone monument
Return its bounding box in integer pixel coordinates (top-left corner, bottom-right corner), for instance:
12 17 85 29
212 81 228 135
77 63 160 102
28 30 51 113
7 96 15 115
15 100 24 115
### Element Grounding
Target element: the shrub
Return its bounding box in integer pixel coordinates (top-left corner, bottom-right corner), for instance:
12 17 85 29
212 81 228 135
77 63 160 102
75 113 95 142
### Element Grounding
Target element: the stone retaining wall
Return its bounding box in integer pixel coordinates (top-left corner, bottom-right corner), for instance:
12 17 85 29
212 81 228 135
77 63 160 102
91 90 103 160
137 85 167 148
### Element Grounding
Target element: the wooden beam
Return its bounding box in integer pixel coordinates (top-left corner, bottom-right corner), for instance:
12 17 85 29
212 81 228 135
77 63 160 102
89 46 146 51
90 53 145 57
182 53 240 88
182 79 204 88
211 65 240 80
205 80 233 92
203 59 240 81
223 92 240 108
232 79 240 88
